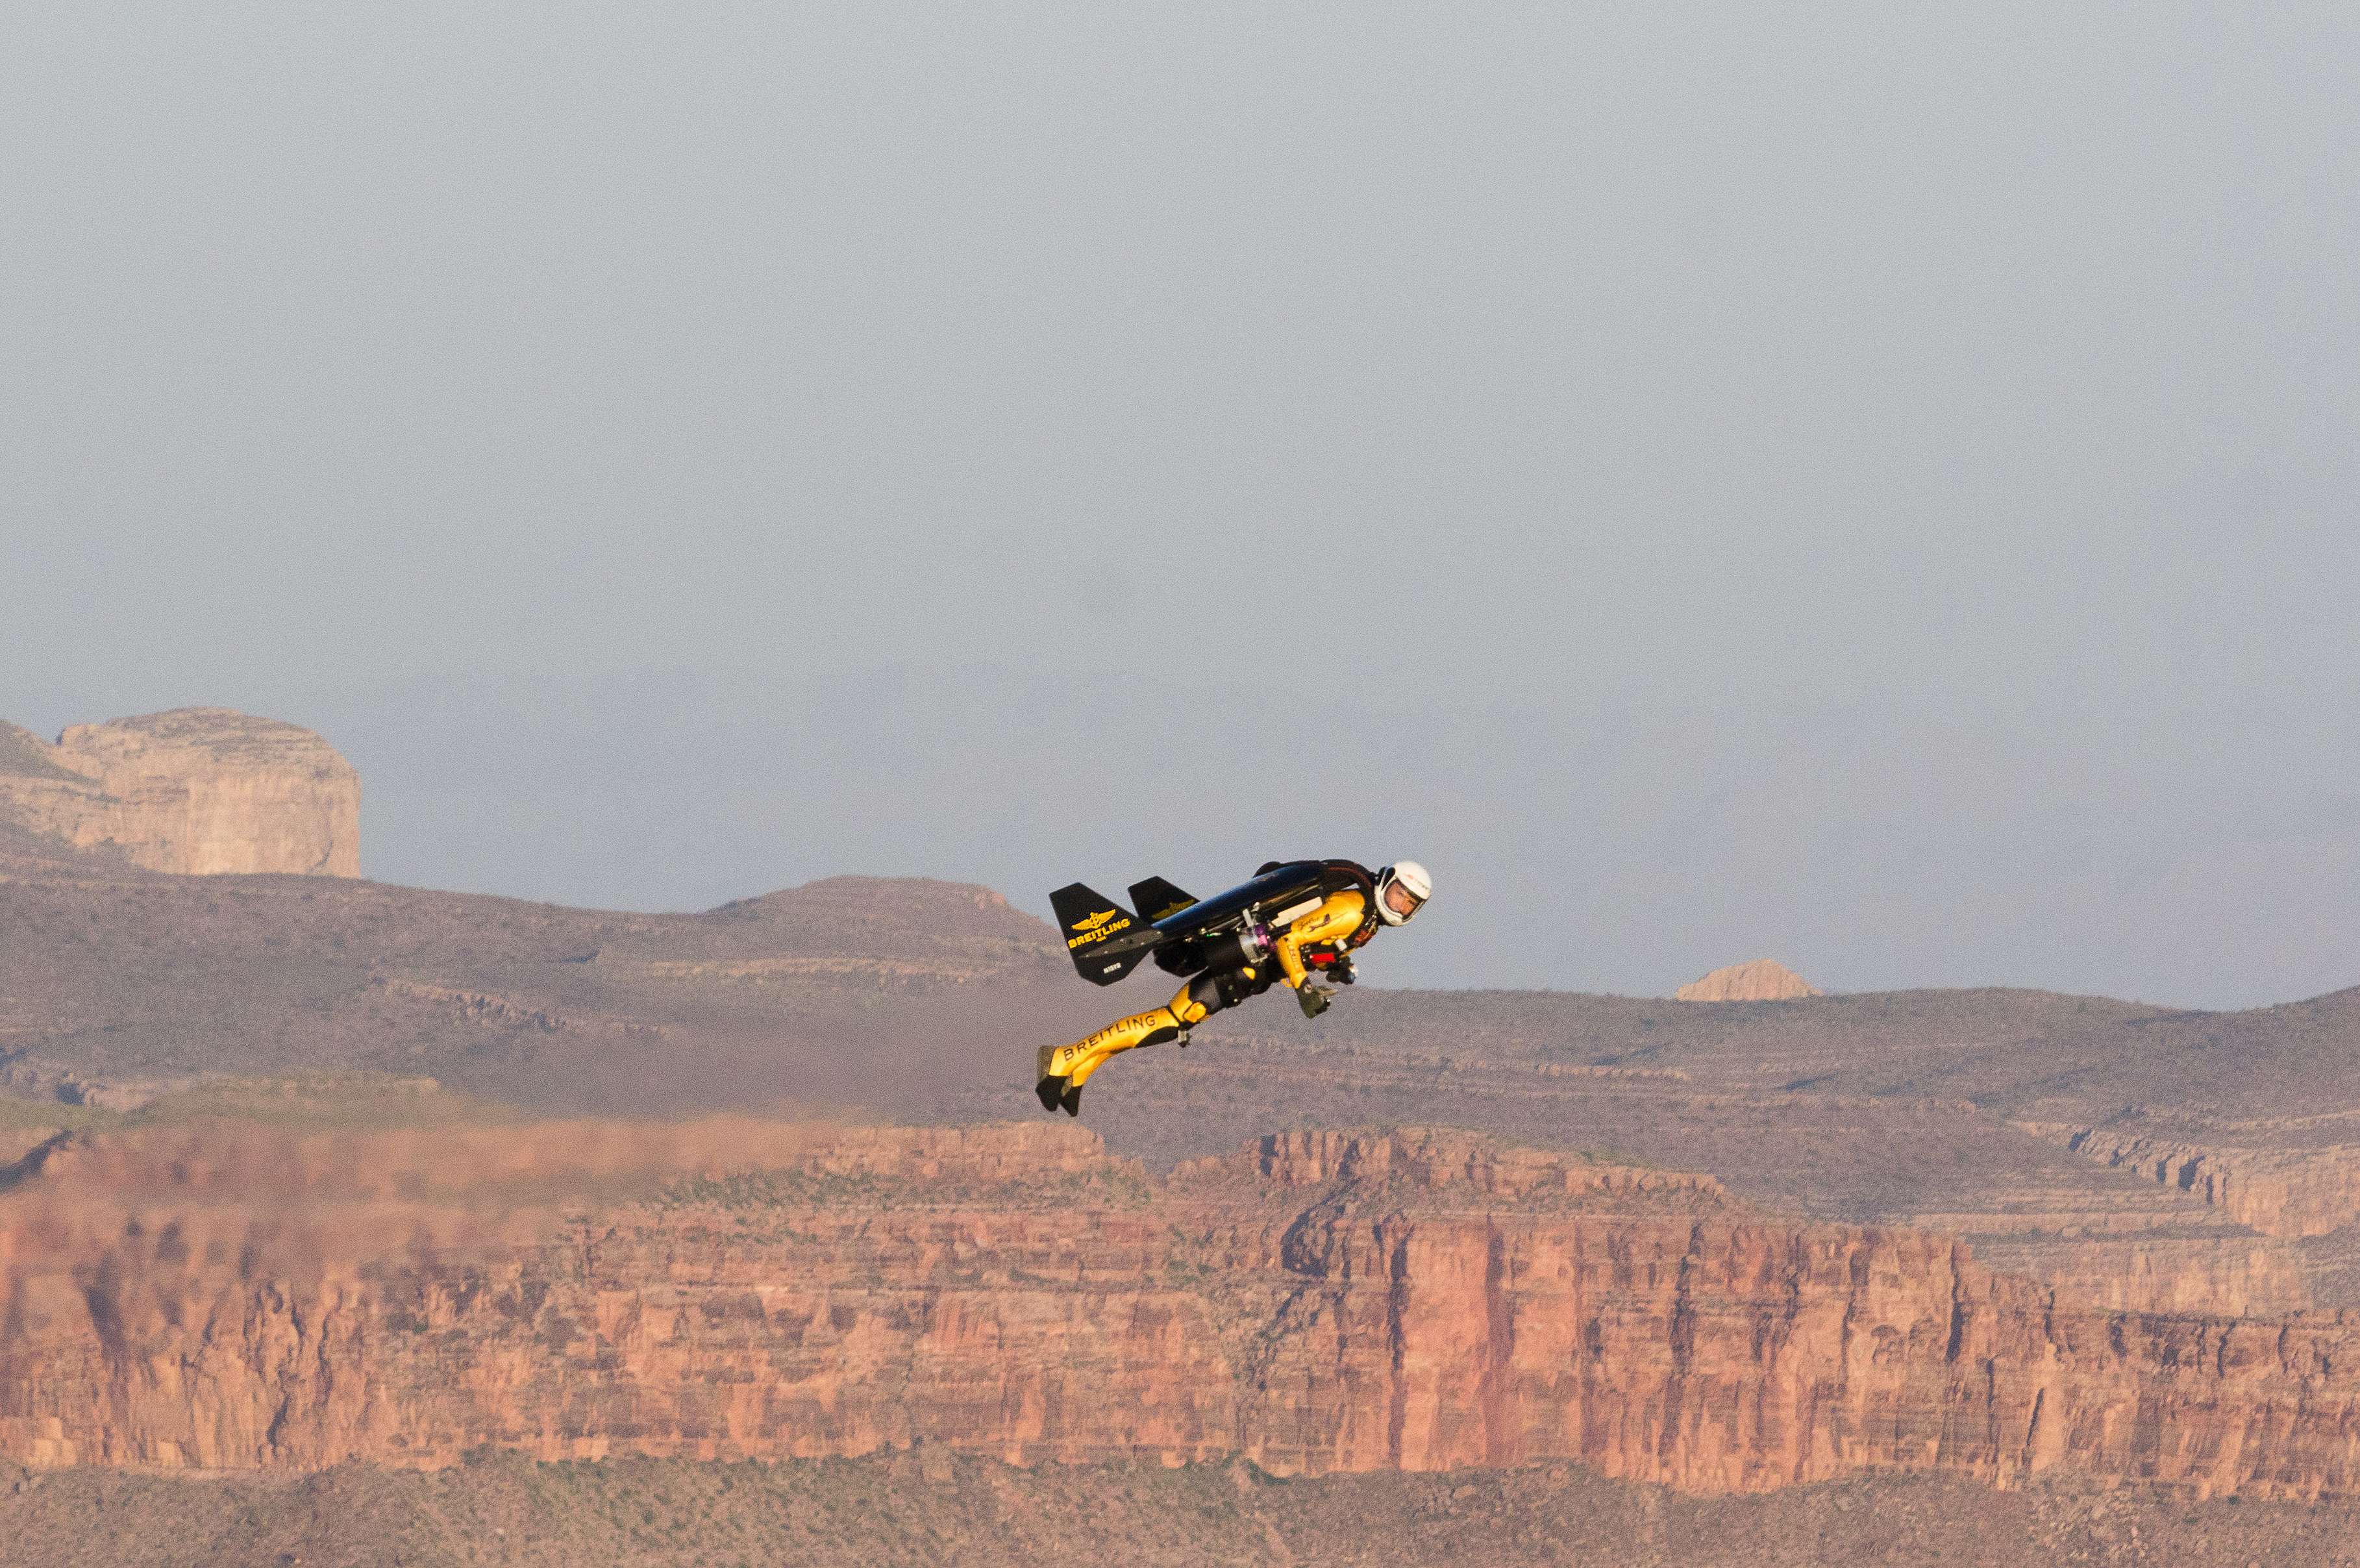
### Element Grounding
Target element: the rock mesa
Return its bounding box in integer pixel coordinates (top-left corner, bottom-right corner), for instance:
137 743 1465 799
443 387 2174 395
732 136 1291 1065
0 708 358 877
1675 958 1821 1001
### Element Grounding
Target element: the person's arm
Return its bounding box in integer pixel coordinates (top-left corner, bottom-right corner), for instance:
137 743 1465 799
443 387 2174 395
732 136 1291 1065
1274 891 1367 989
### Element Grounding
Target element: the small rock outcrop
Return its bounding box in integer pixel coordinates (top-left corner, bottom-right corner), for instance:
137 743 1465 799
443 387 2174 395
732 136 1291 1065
0 708 358 877
1674 958 1821 1002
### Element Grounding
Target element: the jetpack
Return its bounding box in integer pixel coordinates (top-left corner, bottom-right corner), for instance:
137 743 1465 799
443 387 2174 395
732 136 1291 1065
1049 861 1360 985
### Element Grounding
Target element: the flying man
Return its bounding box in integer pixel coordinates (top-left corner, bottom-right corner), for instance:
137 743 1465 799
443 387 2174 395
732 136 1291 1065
1035 857 1432 1116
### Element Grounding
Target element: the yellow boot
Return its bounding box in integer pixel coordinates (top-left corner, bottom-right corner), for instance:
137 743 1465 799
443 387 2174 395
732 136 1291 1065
1034 1003 1192 1117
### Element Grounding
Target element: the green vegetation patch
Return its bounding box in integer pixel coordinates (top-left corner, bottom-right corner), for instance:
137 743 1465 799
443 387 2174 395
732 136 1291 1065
0 1097 119 1136
647 1160 1154 1217
122 1073 503 1132
3 1450 2357 1567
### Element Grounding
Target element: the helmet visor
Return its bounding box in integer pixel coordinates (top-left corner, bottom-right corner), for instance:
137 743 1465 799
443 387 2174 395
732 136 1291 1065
1382 879 1424 920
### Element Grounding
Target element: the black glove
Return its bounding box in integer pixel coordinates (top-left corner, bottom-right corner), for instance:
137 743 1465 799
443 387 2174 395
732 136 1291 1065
1297 982 1333 1019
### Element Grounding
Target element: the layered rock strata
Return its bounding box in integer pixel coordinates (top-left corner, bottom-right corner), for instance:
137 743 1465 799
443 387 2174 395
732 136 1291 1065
0 708 358 876
8 1121 2360 1497
2038 1124 2360 1241
1948 1223 2307 1318
1087 1044 2309 1320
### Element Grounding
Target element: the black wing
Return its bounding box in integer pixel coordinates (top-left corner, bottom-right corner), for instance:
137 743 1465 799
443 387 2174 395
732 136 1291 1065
1126 877 1198 924
1049 882 1160 986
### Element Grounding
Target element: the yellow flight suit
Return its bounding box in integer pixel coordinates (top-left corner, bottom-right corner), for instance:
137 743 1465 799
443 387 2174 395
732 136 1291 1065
1036 889 1368 1112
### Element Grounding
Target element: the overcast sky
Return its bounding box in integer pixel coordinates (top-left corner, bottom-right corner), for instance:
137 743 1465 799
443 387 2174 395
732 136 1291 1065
6 5 2358 1009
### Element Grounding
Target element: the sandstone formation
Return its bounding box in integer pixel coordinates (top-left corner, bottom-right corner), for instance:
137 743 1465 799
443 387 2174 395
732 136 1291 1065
1674 959 1821 1001
1935 1220 2307 1319
8 1117 2360 1500
0 708 358 877
2038 1124 2360 1241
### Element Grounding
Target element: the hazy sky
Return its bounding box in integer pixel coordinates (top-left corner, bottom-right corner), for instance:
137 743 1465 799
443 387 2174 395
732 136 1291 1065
6 5 2358 1008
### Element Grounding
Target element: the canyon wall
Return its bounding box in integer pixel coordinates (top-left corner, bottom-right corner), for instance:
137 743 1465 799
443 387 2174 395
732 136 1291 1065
0 708 358 877
8 1120 2360 1497
2041 1124 2360 1241
1210 1131 2359 1496
1957 1223 2308 1318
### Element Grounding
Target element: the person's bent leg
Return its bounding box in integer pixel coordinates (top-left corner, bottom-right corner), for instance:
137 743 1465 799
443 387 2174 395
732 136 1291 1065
1034 971 1244 1116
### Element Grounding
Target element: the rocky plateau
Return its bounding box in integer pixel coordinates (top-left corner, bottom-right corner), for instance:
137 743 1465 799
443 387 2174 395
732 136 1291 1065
0 709 358 878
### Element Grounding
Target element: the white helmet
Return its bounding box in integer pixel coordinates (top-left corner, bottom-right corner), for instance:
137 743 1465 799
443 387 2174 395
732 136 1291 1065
1374 860 1431 926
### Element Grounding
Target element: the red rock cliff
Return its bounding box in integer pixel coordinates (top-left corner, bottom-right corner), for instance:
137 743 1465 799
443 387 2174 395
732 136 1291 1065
5 1121 2360 1499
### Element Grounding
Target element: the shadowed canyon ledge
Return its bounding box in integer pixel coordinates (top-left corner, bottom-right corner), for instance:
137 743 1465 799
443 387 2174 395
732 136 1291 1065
7 1121 2360 1499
